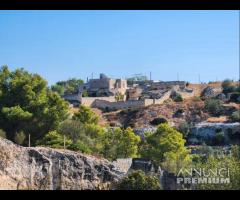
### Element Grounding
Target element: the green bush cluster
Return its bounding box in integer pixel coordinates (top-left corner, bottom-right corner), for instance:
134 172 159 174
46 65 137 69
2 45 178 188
204 98 223 116
115 170 161 190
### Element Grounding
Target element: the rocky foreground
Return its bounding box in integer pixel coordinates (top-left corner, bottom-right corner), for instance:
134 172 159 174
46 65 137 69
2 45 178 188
0 138 125 190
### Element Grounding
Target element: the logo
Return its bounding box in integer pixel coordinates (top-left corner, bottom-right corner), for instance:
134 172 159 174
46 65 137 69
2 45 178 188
176 168 230 184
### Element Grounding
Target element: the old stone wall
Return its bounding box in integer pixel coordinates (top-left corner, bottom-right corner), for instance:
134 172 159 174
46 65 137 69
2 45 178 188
93 99 145 110
177 89 195 99
92 90 172 110
151 81 186 90
81 96 116 107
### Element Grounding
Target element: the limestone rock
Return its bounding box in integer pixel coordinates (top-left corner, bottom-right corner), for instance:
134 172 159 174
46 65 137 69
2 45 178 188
201 86 222 99
0 138 125 190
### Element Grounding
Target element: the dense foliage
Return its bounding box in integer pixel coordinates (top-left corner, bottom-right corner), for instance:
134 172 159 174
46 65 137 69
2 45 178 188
115 170 161 190
0 66 69 145
140 123 191 174
51 78 84 95
204 99 223 116
100 127 141 161
222 79 236 94
73 105 99 125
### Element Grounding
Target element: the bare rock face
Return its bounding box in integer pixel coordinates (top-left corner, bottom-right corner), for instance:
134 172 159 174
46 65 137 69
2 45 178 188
0 138 125 190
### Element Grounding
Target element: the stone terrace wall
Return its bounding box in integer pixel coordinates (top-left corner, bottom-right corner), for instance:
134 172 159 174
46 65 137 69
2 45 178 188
177 89 195 99
93 99 146 110
92 91 172 110
153 90 172 104
81 96 116 107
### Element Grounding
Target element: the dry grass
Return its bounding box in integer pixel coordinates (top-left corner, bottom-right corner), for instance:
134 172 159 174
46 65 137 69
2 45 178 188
206 116 228 123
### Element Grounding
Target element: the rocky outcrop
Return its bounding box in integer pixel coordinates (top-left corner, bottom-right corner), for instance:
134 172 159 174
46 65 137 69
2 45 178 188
201 86 222 99
0 138 125 190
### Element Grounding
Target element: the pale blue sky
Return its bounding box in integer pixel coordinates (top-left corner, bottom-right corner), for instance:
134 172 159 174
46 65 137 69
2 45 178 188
0 10 239 85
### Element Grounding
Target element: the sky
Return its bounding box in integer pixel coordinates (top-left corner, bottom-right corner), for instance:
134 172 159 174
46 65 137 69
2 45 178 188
0 10 239 85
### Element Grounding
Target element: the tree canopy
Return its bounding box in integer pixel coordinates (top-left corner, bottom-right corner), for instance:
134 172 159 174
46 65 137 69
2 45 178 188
0 66 69 145
115 170 161 190
51 78 84 95
140 123 191 173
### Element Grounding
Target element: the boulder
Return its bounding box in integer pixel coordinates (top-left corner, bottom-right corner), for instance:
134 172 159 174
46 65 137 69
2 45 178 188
201 86 222 99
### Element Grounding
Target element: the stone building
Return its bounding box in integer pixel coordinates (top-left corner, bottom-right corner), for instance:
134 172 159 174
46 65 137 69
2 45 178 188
79 73 127 97
126 87 143 100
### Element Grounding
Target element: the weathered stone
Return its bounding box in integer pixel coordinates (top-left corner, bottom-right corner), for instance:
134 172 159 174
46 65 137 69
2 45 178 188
0 138 125 190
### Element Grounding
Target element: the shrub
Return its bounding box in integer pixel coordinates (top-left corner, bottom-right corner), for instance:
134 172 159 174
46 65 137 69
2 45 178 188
170 92 183 102
150 117 168 126
37 130 72 149
222 79 235 94
73 105 99 125
115 170 161 190
212 132 226 146
178 122 191 139
0 129 6 138
14 131 26 145
204 99 223 116
68 141 92 153
82 90 88 97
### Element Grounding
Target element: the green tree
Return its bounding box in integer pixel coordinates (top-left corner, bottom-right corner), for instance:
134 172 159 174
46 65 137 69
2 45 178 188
140 123 191 174
115 170 161 190
57 120 104 154
101 127 141 161
52 78 84 95
73 105 99 125
0 66 69 144
51 84 65 96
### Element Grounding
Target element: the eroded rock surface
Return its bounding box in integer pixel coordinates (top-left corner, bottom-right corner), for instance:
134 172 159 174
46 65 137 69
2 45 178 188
0 138 125 190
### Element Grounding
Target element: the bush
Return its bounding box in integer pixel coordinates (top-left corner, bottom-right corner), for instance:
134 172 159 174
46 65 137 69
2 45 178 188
68 141 92 153
150 117 168 126
73 105 99 125
170 92 183 102
204 99 223 116
212 132 226 146
0 129 6 138
37 130 72 149
222 79 235 94
178 122 191 139
14 131 26 145
115 170 161 190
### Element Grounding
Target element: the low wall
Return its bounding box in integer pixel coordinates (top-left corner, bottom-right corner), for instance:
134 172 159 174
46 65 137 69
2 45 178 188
93 99 145 110
153 90 172 104
178 90 195 99
62 93 81 102
81 96 116 107
92 90 172 110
